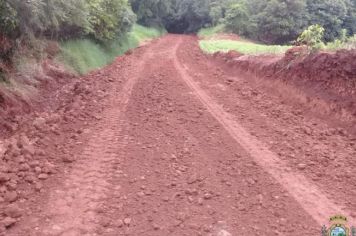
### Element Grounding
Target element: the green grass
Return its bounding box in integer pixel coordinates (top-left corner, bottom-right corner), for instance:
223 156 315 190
324 35 356 51
199 39 292 55
198 25 225 38
130 24 166 42
58 24 164 74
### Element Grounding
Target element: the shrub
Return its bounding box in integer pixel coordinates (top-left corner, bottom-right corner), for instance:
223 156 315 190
297 24 325 51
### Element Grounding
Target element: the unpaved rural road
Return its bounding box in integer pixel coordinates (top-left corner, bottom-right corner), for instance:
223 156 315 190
8 35 356 235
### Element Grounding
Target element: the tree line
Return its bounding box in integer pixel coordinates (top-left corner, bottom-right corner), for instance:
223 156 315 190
131 0 356 44
0 0 355 49
0 0 135 42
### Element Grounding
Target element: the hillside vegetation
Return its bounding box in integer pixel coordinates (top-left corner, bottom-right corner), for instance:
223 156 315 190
131 0 356 44
58 25 163 74
0 0 355 80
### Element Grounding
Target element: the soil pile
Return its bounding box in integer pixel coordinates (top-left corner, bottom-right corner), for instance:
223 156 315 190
211 48 356 128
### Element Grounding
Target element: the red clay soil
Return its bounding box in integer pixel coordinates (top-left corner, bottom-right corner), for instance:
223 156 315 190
1 35 356 236
212 47 356 133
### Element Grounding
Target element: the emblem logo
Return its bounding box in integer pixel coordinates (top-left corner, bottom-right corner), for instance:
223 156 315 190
322 215 355 236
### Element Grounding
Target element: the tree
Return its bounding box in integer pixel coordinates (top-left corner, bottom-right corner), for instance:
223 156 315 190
209 2 224 26
343 0 356 35
4 0 91 39
0 1 18 37
87 0 136 41
224 1 250 35
2 0 135 41
254 0 308 44
130 0 173 27
130 0 213 33
306 0 349 41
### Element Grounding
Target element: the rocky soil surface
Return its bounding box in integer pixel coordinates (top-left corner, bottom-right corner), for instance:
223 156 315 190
0 35 355 235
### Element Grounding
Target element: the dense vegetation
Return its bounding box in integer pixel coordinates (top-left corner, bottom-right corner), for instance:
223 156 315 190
1 0 355 46
131 0 356 44
0 0 355 76
1 0 135 41
0 0 166 76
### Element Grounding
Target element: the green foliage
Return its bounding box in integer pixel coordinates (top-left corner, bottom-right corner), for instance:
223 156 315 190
0 1 18 36
87 0 136 41
297 25 356 51
325 34 356 51
58 24 163 74
254 0 308 44
127 0 354 45
223 1 250 36
307 0 349 41
5 0 91 39
199 39 291 55
209 2 224 26
297 25 325 49
130 0 174 27
130 0 213 33
0 0 137 74
59 39 111 74
3 0 134 41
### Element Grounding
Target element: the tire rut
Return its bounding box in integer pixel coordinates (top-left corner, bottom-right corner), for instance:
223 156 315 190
10 45 154 236
6 35 355 236
172 39 355 226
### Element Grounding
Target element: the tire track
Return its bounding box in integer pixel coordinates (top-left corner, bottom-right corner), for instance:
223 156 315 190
173 38 355 226
22 46 153 236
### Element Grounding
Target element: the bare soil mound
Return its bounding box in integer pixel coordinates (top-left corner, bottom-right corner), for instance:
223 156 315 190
211 48 356 131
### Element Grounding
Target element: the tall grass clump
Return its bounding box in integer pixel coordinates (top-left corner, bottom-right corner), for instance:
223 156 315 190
58 24 164 74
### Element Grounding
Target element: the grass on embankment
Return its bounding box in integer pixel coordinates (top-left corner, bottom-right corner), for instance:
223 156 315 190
199 39 292 55
58 24 164 74
198 25 226 38
198 25 291 55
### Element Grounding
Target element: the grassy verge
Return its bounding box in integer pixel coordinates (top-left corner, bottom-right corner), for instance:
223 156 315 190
199 39 292 55
198 25 291 55
58 24 164 74
198 25 225 38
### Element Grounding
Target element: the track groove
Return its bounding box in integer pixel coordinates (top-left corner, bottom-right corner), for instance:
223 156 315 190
173 39 355 226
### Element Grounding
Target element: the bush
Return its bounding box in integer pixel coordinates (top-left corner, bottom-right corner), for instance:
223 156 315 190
297 24 325 50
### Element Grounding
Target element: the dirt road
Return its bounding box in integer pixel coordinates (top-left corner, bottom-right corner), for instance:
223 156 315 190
7 35 356 235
